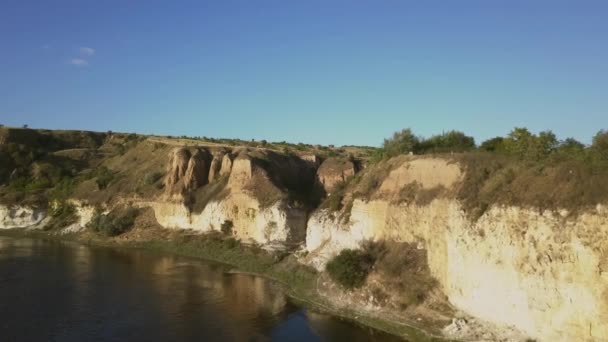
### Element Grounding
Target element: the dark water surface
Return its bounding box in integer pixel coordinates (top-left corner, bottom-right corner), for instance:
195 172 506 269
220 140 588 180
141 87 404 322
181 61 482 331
0 237 402 342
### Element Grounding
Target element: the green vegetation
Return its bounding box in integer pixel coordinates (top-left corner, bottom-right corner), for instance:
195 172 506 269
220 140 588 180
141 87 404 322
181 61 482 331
94 166 114 190
88 207 139 236
375 129 476 161
376 126 608 167
323 180 347 211
366 241 438 308
45 201 77 230
326 249 375 289
220 220 234 235
380 128 420 158
592 130 608 160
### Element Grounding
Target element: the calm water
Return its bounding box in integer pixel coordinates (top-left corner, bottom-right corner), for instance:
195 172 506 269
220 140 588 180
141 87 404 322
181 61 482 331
0 237 402 342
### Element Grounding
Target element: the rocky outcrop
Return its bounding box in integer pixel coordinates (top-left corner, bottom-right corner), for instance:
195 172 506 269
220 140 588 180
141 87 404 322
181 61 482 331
152 148 308 245
184 149 209 191
164 148 191 194
0 205 46 229
152 193 306 245
300 154 320 167
60 200 97 234
165 147 212 195
317 158 357 193
208 153 223 182
228 156 253 189
219 154 233 176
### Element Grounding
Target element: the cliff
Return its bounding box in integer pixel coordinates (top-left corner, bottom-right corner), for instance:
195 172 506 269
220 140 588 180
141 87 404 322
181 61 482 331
1 128 607 341
305 158 608 341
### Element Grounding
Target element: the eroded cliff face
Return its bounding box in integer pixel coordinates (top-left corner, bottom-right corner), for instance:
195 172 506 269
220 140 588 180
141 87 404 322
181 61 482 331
0 205 46 229
152 147 310 245
317 157 357 193
305 158 608 342
152 194 306 244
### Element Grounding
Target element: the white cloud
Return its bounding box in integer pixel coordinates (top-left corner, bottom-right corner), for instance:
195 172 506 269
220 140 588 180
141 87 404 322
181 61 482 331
79 47 95 56
70 58 89 67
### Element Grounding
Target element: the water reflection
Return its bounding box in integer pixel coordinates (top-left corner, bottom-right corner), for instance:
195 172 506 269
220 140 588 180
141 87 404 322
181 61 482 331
0 237 402 341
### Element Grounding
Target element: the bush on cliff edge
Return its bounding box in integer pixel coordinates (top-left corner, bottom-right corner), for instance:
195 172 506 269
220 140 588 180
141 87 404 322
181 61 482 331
89 207 139 237
326 249 375 289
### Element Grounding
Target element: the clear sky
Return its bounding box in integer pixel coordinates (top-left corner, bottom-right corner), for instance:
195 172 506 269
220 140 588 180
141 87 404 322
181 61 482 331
1 1 606 146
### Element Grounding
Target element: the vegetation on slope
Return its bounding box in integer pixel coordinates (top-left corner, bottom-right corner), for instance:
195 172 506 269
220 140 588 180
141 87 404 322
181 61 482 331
321 127 608 218
88 207 139 236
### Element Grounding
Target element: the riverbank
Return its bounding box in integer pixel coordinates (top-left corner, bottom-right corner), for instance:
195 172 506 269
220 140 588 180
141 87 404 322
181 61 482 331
0 227 450 342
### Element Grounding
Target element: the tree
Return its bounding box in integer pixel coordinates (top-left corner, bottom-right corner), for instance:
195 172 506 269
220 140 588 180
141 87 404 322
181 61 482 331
382 128 420 156
504 127 533 158
479 137 506 152
537 131 558 154
260 139 268 147
503 128 557 160
23 124 29 129
420 130 475 153
553 137 585 160
592 130 608 159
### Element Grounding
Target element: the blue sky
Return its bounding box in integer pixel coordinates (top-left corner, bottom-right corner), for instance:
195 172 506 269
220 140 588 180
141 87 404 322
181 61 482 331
1 1 606 146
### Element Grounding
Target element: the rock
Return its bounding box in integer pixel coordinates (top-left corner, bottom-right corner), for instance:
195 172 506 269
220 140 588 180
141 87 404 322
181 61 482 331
208 153 223 182
228 155 253 189
301 154 320 168
317 158 357 193
164 148 191 192
184 149 209 191
0 205 46 229
219 153 233 176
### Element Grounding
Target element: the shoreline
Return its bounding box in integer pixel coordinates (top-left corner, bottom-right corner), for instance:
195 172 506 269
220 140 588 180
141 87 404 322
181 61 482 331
0 228 449 342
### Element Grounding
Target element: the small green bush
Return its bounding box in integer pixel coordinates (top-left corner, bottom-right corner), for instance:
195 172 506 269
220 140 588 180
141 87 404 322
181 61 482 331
89 207 139 236
221 220 234 235
326 249 375 289
323 181 346 211
8 177 51 192
45 201 77 230
593 130 608 160
48 178 75 201
95 167 114 190
382 128 420 157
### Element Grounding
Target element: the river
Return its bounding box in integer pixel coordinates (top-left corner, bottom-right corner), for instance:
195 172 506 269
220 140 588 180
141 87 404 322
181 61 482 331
0 237 403 341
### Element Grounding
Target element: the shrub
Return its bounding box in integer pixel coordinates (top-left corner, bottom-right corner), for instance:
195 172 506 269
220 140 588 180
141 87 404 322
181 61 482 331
325 181 346 211
503 127 558 160
382 128 420 157
221 220 234 235
48 178 75 201
89 207 139 236
95 167 114 190
479 137 506 152
592 129 608 160
46 201 77 230
326 249 375 289
418 130 475 153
